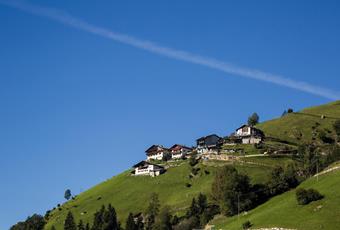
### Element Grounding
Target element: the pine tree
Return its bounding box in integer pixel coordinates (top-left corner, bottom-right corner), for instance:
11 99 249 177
153 206 172 230
77 220 85 230
197 193 207 214
85 223 91 230
186 198 199 218
92 205 106 230
145 193 160 230
64 211 77 230
103 204 119 230
125 213 137 230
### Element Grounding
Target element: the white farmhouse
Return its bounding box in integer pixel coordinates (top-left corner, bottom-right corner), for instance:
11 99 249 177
145 145 170 161
132 161 165 177
235 125 264 144
169 144 192 159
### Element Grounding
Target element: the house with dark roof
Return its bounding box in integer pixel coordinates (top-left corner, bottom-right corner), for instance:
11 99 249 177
132 161 165 177
196 134 222 154
145 145 170 161
169 144 192 159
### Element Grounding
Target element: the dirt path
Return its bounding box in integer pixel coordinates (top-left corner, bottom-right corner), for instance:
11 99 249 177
314 165 340 177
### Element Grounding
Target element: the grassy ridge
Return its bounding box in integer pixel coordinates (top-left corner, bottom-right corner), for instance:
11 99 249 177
211 168 340 230
257 100 340 144
46 161 273 229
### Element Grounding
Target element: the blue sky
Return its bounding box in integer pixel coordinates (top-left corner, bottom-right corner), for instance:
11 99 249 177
1 0 340 228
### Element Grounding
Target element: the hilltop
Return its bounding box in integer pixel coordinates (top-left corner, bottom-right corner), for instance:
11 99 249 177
258 100 340 144
40 100 340 229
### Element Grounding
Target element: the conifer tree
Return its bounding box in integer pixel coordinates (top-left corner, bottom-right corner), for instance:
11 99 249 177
125 213 137 230
85 223 91 230
103 204 119 230
77 220 85 230
153 206 172 230
92 205 106 230
64 211 77 230
145 193 160 230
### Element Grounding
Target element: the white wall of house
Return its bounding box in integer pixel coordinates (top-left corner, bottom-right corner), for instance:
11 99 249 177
236 127 251 136
171 152 183 159
147 151 165 161
241 136 262 144
171 148 191 159
134 164 163 176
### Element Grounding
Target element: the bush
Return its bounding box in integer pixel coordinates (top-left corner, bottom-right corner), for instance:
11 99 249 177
296 188 323 205
191 167 200 176
189 157 198 167
333 120 340 136
242 220 252 229
318 130 335 144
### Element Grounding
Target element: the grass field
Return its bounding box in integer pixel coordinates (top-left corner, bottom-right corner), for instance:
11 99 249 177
45 161 273 229
211 168 340 230
257 100 340 144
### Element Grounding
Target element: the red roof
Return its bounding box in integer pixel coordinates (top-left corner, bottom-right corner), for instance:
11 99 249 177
170 144 192 151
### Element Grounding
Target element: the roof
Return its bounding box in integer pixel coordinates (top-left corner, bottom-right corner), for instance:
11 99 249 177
236 124 250 130
170 144 192 151
132 161 164 169
145 145 169 154
196 134 221 142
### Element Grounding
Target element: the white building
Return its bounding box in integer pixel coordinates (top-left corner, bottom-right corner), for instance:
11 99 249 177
132 161 165 177
170 144 192 159
235 125 264 144
145 145 170 161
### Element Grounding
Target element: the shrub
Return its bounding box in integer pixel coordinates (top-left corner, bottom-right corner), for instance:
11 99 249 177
318 130 335 144
189 157 198 167
333 120 340 136
242 220 252 229
296 188 323 205
191 167 200 176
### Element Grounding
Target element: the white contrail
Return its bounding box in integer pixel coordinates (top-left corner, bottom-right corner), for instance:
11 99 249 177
1 0 339 100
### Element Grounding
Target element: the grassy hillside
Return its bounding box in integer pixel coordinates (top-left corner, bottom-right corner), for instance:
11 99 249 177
45 161 274 229
211 167 340 230
45 101 340 229
257 100 340 144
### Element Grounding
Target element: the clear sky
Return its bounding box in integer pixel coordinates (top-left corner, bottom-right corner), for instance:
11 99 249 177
1 0 340 228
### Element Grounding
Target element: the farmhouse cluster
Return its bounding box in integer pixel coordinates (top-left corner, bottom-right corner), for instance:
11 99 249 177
132 124 265 176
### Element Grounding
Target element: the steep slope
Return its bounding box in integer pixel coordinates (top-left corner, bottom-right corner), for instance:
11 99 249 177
211 166 340 230
257 100 340 144
45 161 274 229
45 101 340 229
